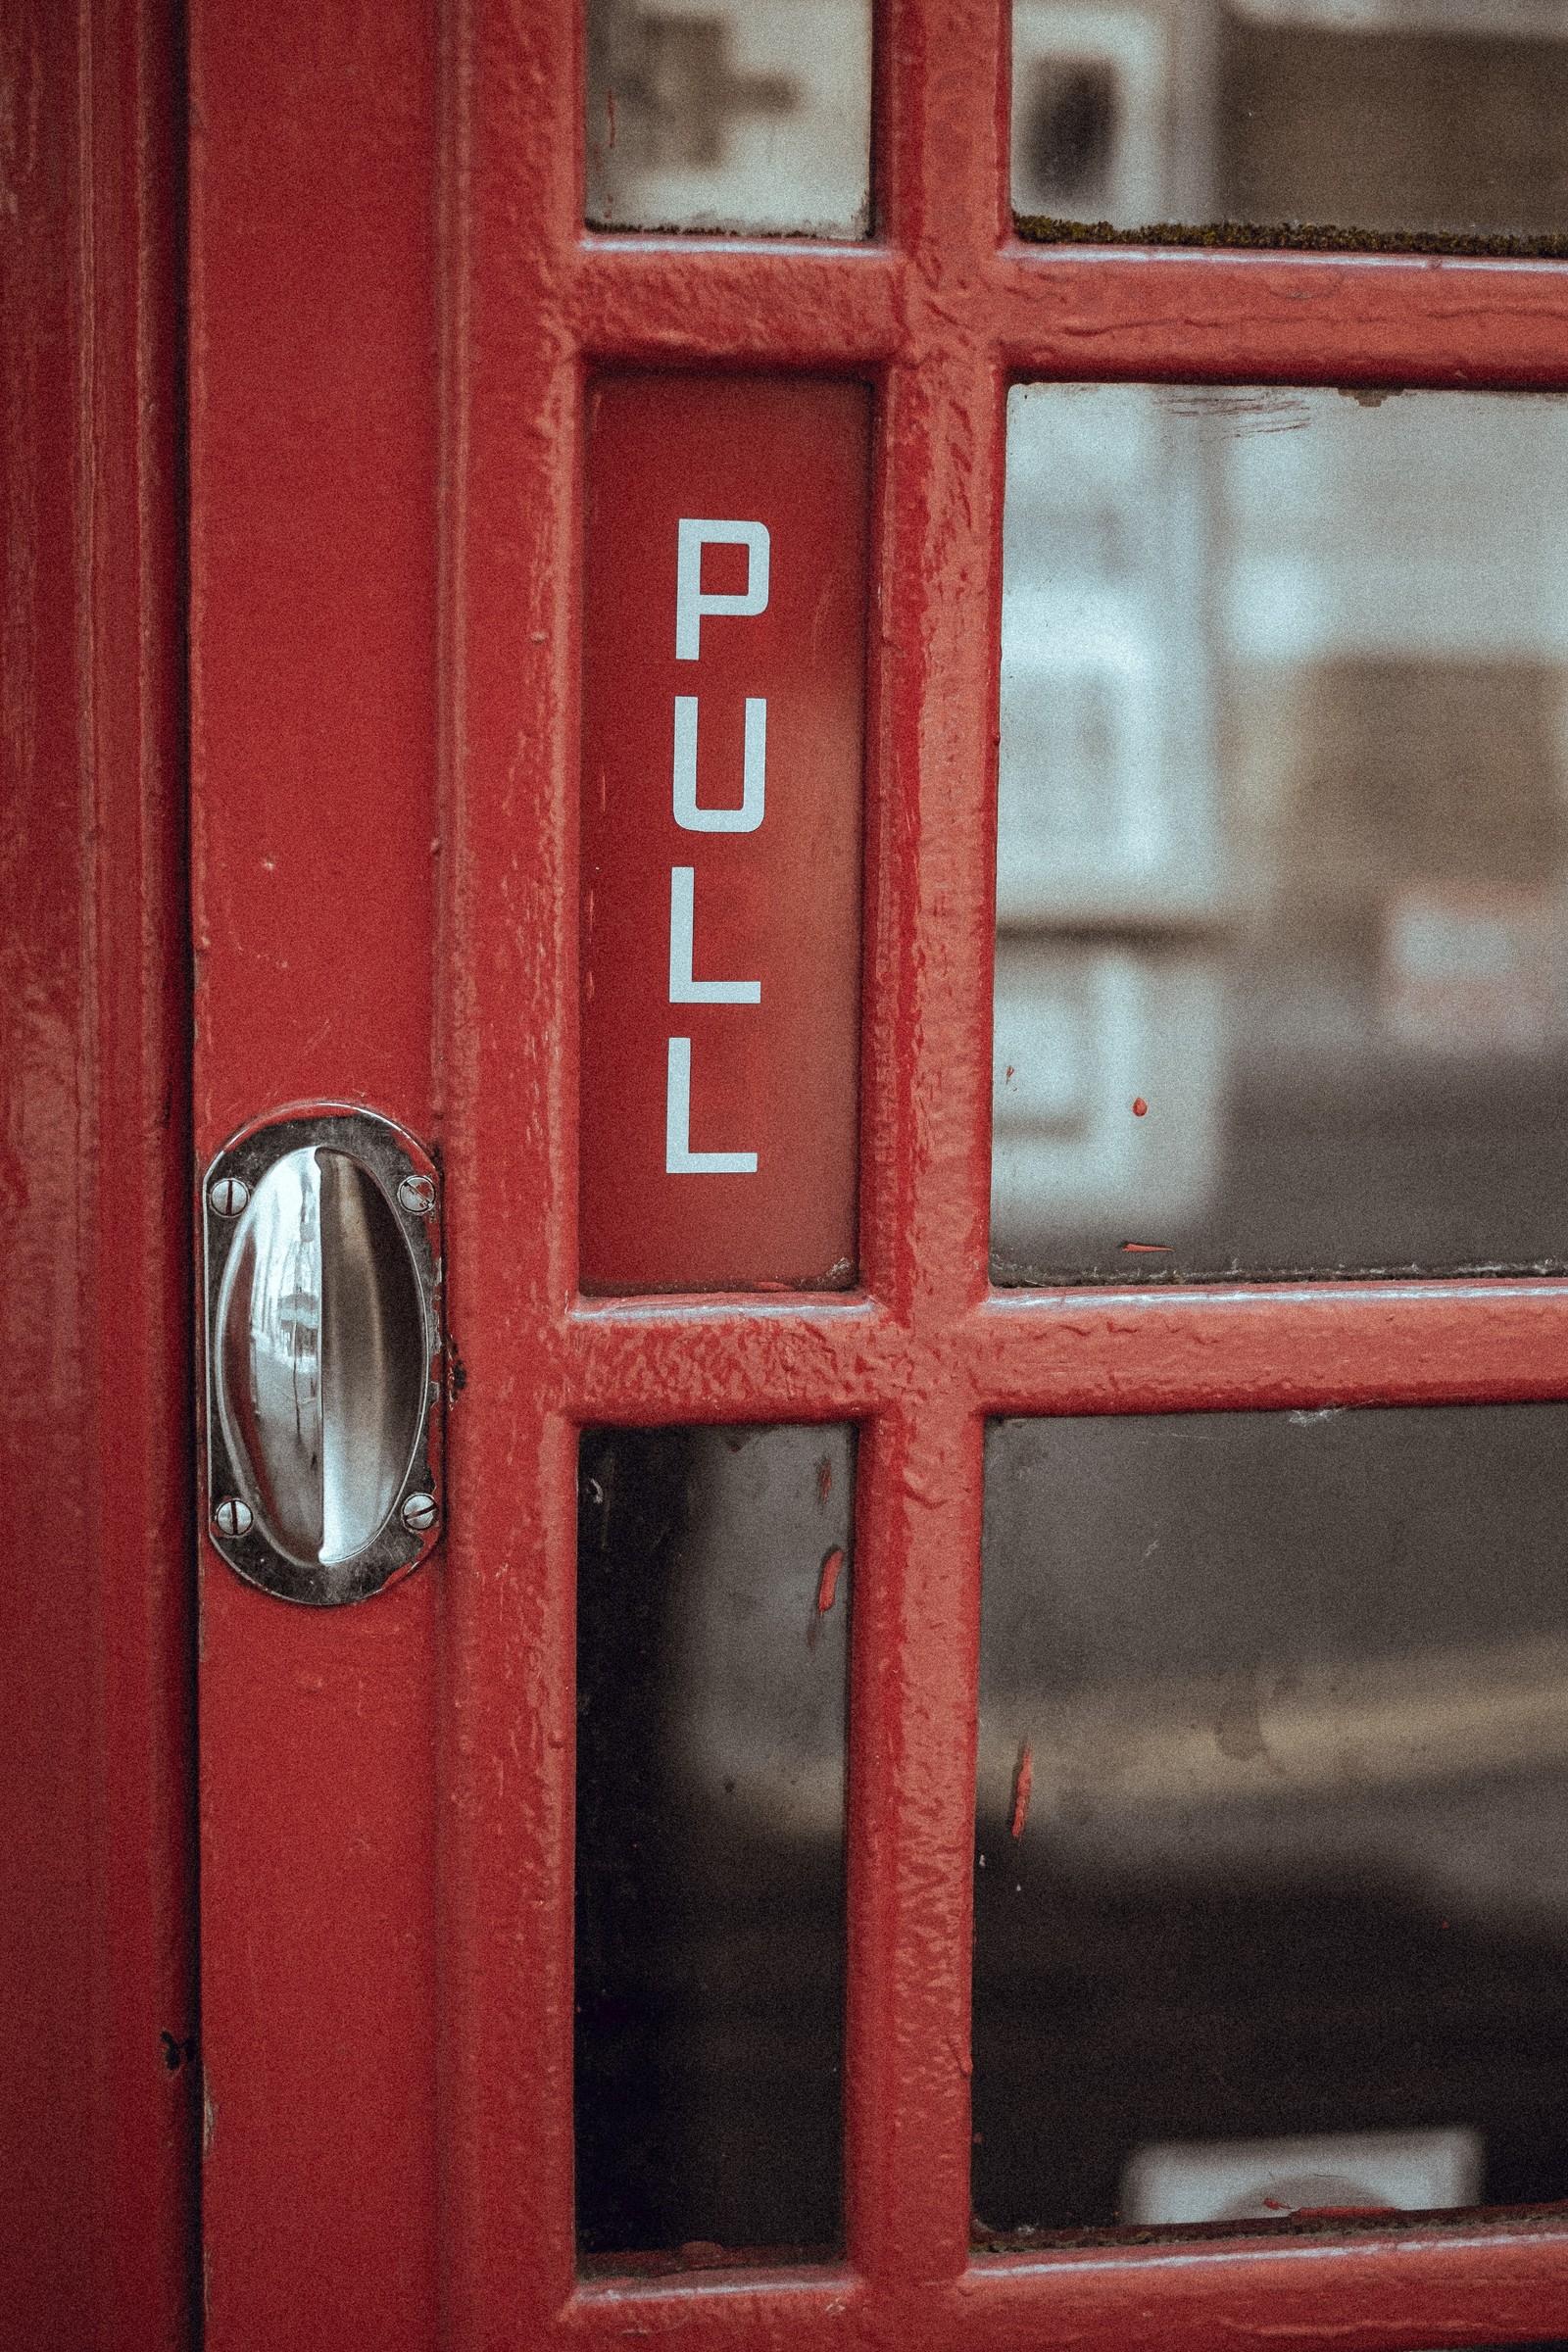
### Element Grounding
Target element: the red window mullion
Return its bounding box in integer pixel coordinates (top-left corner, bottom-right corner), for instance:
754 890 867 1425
953 2227 1568 2352
841 1393 989 2293
571 242 903 371
569 176 1568 402
845 3 1014 2263
995 243 1568 392
566 1299 898 1430
973 1281 1568 1421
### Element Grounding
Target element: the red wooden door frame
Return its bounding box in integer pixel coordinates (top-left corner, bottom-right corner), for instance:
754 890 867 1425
1 0 195 2344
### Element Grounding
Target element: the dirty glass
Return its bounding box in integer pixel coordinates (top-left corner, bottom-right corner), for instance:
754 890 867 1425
974 1403 1568 2234
992 382 1568 1283
1012 1 1568 245
585 0 871 236
575 1422 853 2265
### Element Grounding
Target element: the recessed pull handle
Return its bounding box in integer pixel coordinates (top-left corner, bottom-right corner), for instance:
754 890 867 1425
203 1105 444 1605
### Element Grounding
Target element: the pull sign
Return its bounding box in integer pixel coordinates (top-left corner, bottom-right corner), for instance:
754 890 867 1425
580 376 869 1292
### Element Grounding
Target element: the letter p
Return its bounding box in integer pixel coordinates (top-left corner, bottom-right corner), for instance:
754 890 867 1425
675 519 770 661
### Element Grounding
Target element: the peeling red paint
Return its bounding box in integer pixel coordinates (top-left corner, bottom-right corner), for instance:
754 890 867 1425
1009 1743 1034 1841
808 1544 847 1650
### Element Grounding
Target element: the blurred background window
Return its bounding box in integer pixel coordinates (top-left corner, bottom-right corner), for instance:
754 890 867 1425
993 383 1568 1282
975 1405 1568 2232
575 1424 852 2264
586 0 872 234
1013 1 1568 242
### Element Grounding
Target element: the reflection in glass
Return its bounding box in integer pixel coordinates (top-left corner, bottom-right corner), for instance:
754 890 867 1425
1013 2 1568 242
974 1405 1568 2232
215 1147 425 1568
575 1423 852 2264
585 0 871 236
993 383 1568 1281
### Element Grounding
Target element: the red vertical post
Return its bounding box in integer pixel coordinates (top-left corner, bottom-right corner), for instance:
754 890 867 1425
189 1 442 2342
844 0 1009 2303
0 0 194 2344
436 0 586 2339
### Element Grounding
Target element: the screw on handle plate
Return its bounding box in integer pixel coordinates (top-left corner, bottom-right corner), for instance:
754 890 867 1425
397 1172 438 1215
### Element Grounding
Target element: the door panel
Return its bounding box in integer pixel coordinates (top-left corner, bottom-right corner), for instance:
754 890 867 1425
187 0 1568 2343
189 3 441 2340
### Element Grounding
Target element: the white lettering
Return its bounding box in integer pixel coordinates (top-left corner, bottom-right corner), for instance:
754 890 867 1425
675 518 769 661
672 697 766 832
664 1038 758 1174
668 867 761 1004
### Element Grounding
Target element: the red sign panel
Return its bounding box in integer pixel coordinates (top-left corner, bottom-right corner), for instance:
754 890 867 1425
579 375 869 1292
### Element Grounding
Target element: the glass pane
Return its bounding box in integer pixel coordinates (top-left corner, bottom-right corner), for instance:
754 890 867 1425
586 0 871 237
1013 2 1568 246
974 1404 1568 2234
575 1423 853 2265
993 383 1568 1282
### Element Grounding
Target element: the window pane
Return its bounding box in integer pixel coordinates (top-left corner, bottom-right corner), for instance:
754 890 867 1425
575 1423 852 2265
586 0 871 237
1013 2 1568 244
993 383 1568 1282
974 1404 1568 2233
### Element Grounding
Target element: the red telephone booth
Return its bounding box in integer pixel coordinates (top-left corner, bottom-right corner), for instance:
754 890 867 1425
13 1 1568 2345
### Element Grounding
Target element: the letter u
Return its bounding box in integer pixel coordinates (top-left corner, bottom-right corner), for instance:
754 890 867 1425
672 697 766 833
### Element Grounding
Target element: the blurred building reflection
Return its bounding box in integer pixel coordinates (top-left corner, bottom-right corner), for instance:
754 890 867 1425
1000 7 1568 1296
972 1405 1568 2230
994 382 1568 1279
585 0 870 233
1012 0 1568 239
583 0 1568 243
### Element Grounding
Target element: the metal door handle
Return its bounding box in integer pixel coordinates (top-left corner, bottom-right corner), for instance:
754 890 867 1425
202 1105 444 1604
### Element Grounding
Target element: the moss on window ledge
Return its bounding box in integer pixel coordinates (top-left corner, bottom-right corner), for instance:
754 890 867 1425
1012 213 1568 260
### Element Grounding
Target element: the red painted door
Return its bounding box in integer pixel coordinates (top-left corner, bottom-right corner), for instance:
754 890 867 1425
190 5 443 2338
189 3 1568 2348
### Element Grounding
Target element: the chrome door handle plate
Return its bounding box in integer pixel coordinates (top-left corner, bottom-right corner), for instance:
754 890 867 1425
202 1104 444 1605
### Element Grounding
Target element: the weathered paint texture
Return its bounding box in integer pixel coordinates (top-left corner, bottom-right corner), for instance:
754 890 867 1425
189 0 443 2342
165 0 1568 2342
1 0 194 2343
437 5 1568 2346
